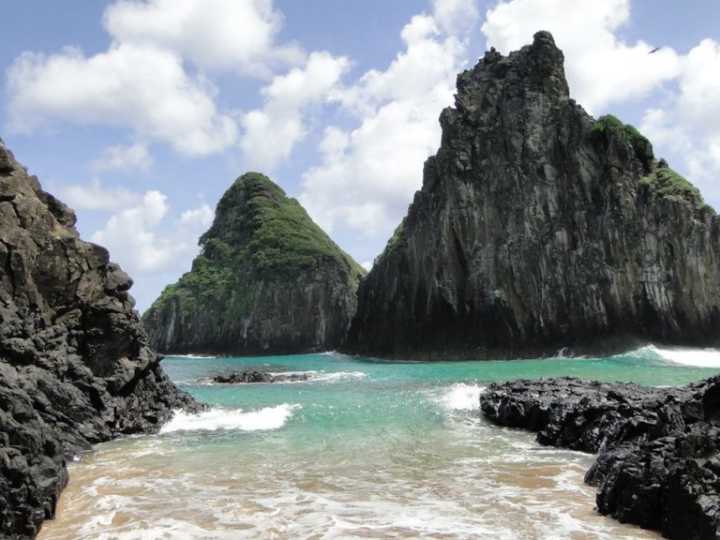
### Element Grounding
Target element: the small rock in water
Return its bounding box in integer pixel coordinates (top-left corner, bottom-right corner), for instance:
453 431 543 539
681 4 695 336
212 370 310 384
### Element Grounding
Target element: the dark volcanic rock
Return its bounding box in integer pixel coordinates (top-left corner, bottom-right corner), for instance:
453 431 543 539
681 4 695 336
344 31 720 359
142 172 365 356
212 370 310 384
0 139 200 539
481 376 720 539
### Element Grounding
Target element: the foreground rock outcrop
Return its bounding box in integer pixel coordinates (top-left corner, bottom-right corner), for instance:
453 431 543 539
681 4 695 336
481 377 720 539
345 31 720 359
142 173 365 355
0 139 200 539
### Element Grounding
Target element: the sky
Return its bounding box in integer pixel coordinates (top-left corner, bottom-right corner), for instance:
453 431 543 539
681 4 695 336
2 0 719 312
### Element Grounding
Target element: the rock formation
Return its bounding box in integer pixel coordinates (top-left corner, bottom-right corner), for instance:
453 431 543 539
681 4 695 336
142 173 365 355
481 377 720 539
212 370 310 384
344 31 720 359
0 139 200 539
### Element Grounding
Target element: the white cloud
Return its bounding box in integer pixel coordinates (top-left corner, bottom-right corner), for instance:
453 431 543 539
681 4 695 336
360 260 373 272
57 178 142 211
432 0 479 35
481 0 681 112
92 191 210 275
104 0 304 76
299 9 473 237
91 143 152 172
6 0 309 158
240 51 349 170
179 204 214 228
7 43 237 156
640 39 720 203
676 39 720 132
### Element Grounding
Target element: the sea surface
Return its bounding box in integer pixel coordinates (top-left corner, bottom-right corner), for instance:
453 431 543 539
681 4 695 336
39 346 720 539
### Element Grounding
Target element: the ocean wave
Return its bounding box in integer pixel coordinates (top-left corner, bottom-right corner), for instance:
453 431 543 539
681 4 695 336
160 404 301 434
435 383 486 411
643 345 720 368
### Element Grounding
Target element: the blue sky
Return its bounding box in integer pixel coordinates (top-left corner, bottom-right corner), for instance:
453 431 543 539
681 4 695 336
2 0 719 311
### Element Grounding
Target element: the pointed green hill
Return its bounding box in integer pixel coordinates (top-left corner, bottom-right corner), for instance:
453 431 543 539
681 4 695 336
143 173 365 355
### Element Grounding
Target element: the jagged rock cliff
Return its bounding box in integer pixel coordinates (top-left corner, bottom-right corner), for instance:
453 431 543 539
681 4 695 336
0 139 199 539
345 31 720 359
142 173 364 355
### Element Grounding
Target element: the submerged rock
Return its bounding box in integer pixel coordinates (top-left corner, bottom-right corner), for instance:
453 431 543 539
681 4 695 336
481 376 720 539
0 139 200 539
142 173 365 356
212 370 310 384
344 31 720 359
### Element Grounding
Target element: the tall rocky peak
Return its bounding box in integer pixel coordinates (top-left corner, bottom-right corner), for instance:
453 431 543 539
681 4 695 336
344 31 720 359
142 172 365 355
0 139 199 538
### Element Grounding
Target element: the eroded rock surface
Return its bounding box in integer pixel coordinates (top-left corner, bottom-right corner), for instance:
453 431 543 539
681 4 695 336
142 173 365 355
481 376 720 539
345 31 720 359
0 139 200 539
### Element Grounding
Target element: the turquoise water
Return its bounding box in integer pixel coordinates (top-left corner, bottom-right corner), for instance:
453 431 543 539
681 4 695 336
40 346 720 540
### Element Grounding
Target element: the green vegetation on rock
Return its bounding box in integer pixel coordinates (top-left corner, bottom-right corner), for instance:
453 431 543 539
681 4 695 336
640 164 708 209
381 218 407 259
199 172 363 278
592 114 654 165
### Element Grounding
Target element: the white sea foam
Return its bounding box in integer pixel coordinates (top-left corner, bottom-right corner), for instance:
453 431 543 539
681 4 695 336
166 353 217 359
160 404 301 434
645 344 720 368
436 383 486 411
85 519 242 540
310 370 367 383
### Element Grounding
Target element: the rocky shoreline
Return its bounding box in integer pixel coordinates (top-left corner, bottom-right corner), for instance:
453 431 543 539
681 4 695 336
480 376 720 539
0 139 201 539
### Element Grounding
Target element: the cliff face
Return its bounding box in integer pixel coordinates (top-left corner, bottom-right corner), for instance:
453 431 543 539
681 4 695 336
345 31 720 359
142 173 365 355
0 140 199 538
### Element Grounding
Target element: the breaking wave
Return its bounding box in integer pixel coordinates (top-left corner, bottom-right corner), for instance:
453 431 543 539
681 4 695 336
435 383 486 411
645 345 720 368
160 404 301 433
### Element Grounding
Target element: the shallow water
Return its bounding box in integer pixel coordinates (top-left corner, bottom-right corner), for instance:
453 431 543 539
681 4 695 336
39 346 720 539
